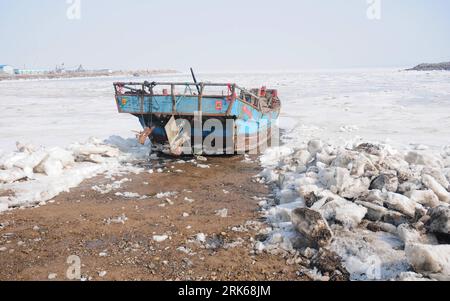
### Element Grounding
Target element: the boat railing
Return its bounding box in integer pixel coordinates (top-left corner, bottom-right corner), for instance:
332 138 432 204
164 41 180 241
113 81 265 111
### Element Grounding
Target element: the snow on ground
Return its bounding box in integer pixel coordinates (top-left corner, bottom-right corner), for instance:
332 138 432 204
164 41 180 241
0 136 150 211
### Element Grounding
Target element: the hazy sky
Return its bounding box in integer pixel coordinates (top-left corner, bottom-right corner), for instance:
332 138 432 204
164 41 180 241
1 0 449 71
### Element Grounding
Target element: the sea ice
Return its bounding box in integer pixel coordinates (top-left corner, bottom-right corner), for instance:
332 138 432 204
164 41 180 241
422 174 450 203
317 196 367 229
215 208 228 218
384 192 417 218
0 203 8 213
258 137 450 280
0 136 148 210
153 235 169 242
406 244 450 281
115 192 140 198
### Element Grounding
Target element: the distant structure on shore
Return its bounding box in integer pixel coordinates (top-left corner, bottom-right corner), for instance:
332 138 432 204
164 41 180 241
406 62 450 71
14 68 50 75
0 65 14 74
0 63 178 81
53 63 112 74
0 63 113 76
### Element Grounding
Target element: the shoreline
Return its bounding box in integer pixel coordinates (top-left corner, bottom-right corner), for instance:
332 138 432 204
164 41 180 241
0 70 179 82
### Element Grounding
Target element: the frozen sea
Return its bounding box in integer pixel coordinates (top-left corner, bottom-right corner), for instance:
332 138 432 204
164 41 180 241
0 69 449 152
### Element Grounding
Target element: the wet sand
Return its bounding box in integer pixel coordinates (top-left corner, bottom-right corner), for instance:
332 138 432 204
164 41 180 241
0 156 305 281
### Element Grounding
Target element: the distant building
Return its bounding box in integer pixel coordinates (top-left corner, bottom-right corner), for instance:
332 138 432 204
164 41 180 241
14 69 49 75
75 64 85 72
0 65 14 74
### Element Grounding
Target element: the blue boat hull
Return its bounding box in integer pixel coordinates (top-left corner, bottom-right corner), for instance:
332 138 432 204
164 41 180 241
114 84 280 155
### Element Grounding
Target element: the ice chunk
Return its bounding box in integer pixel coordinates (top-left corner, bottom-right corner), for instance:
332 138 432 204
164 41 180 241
331 229 408 280
13 149 48 172
384 192 416 218
115 192 140 198
156 191 177 199
215 208 228 218
254 241 265 253
405 151 443 168
318 196 368 228
0 162 105 209
277 189 298 204
267 205 292 224
407 190 441 208
369 172 398 192
319 167 370 199
196 233 207 243
0 168 27 184
293 149 313 166
330 150 356 169
39 147 74 168
297 184 322 201
260 146 294 167
350 154 378 177
153 235 169 242
36 158 64 177
70 143 120 158
397 224 422 245
366 221 397 234
257 168 279 183
445 169 450 182
16 141 36 153
0 203 8 213
426 206 450 235
396 272 432 281
0 152 28 170
196 164 210 169
92 178 130 194
380 155 411 180
307 140 324 156
397 178 423 194
316 152 335 166
422 167 450 191
422 174 450 203
105 135 151 160
355 200 387 221
406 244 450 281
364 189 386 206
291 207 333 248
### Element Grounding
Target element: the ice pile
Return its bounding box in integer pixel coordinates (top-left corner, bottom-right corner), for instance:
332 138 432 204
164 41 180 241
257 139 450 280
0 136 150 212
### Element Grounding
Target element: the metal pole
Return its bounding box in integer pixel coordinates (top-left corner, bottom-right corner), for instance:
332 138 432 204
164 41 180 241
190 68 201 95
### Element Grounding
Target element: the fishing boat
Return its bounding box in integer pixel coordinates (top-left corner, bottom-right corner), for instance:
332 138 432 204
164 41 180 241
113 70 280 156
